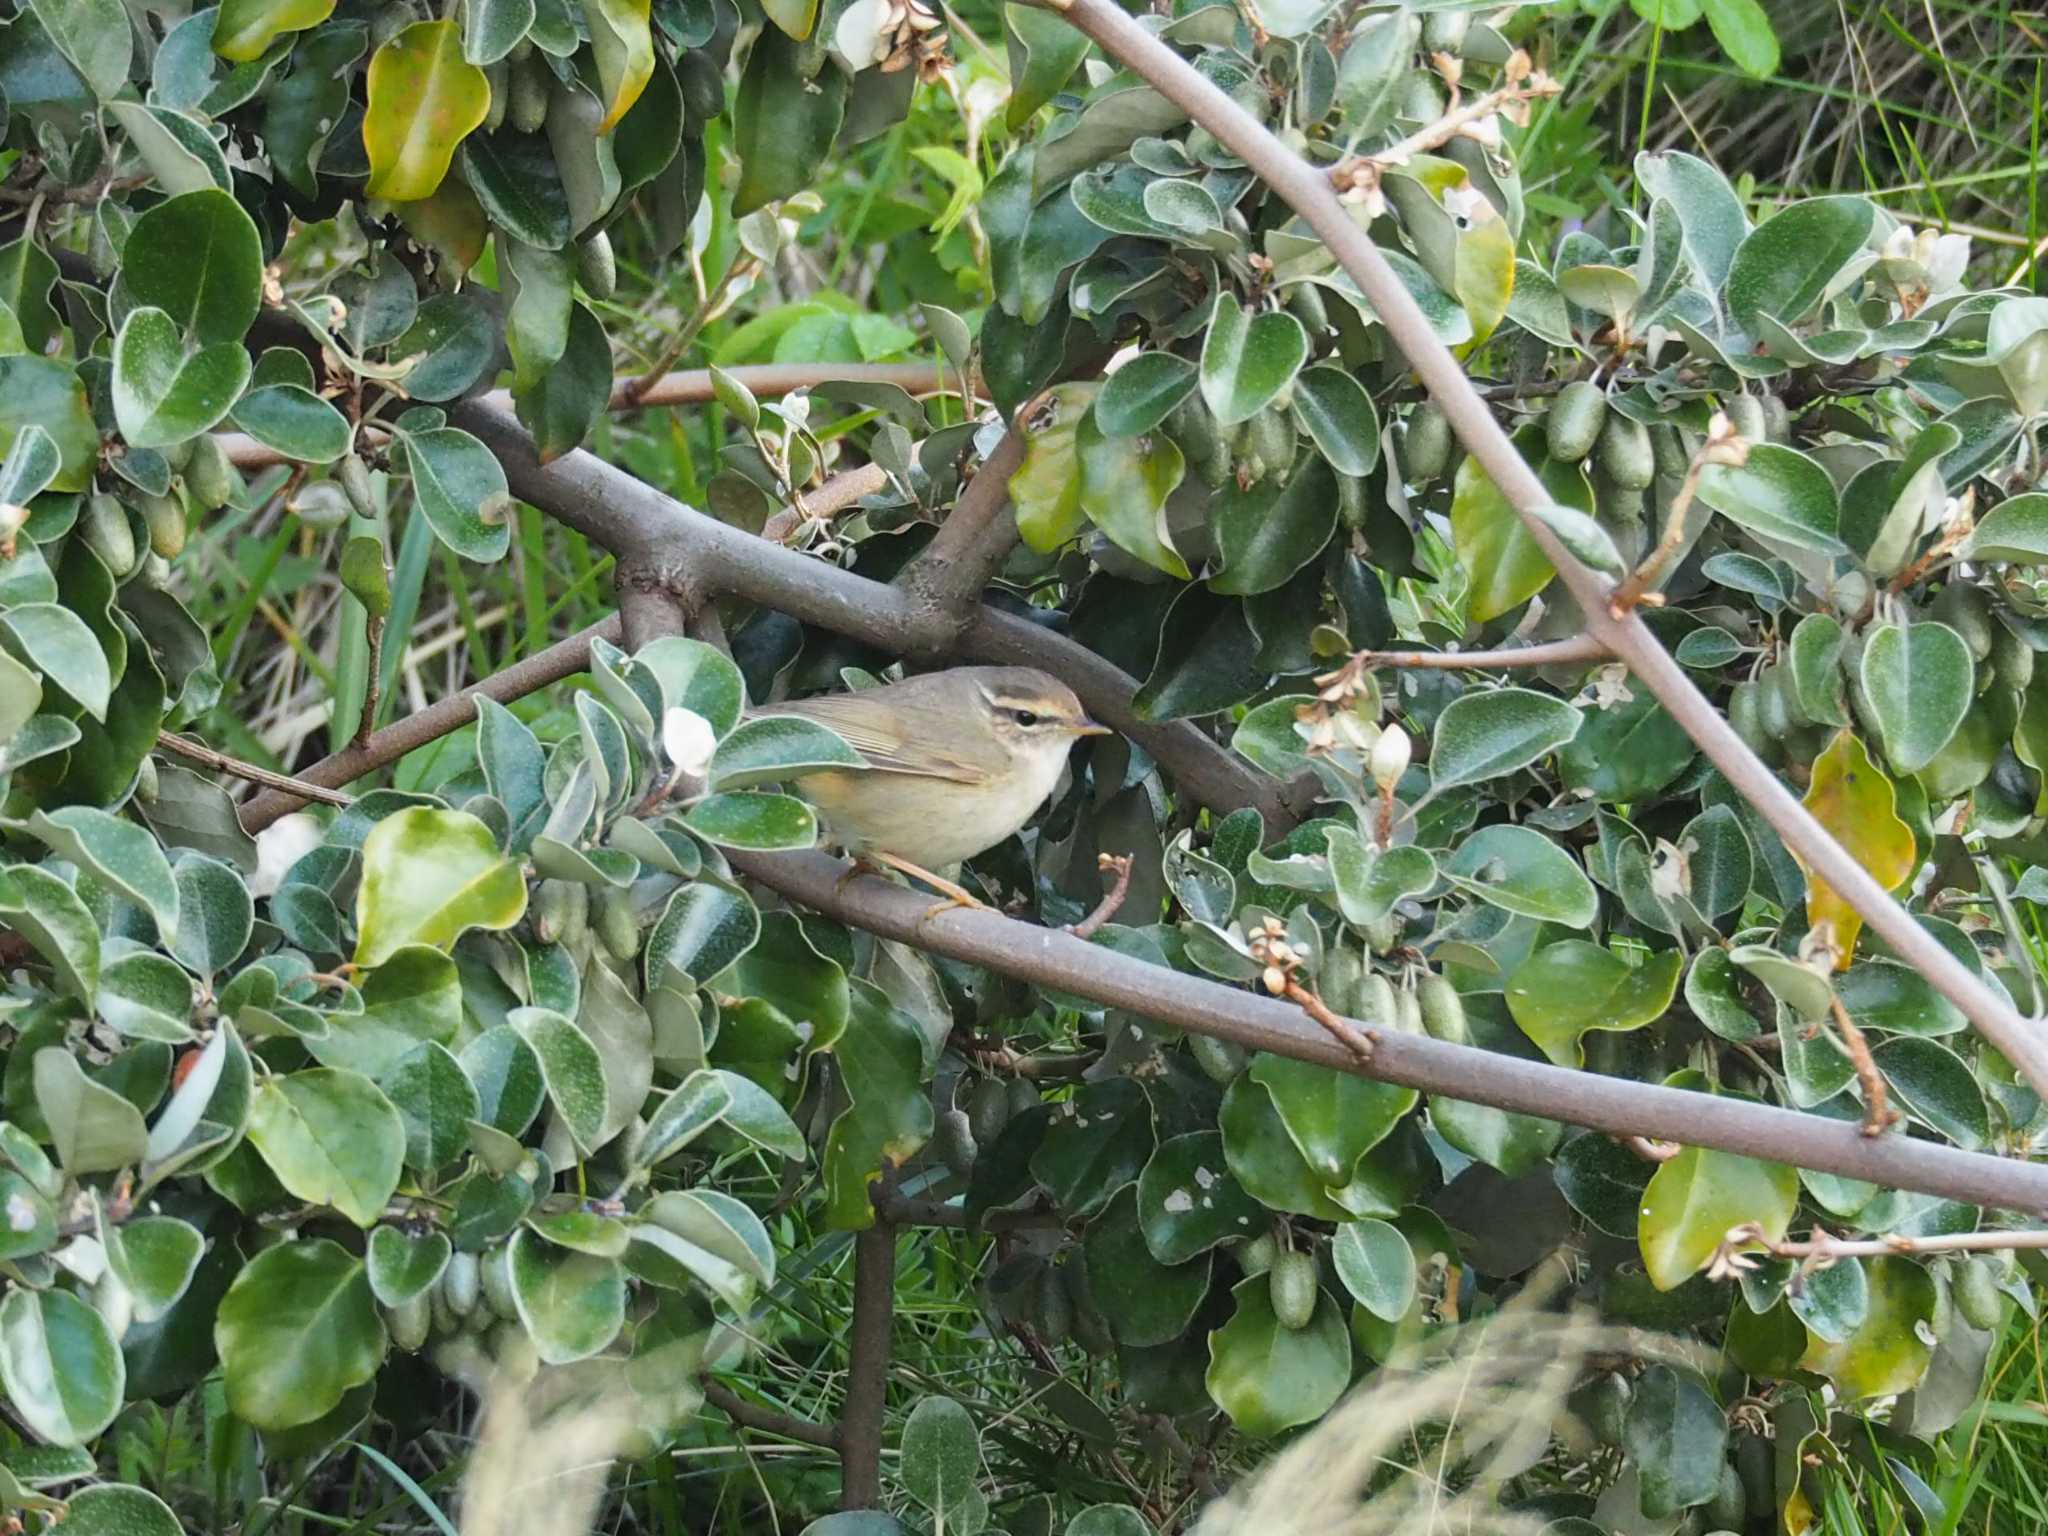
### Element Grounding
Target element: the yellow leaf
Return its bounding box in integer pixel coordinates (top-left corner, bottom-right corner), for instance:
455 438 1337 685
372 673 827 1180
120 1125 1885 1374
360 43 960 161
362 21 490 203
582 0 655 134
1799 729 1915 967
213 0 336 63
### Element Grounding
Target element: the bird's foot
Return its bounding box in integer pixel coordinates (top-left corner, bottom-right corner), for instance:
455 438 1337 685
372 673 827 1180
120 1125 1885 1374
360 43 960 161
864 849 993 916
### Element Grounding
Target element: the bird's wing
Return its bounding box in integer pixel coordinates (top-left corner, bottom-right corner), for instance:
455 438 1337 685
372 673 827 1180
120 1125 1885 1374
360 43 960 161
756 697 996 784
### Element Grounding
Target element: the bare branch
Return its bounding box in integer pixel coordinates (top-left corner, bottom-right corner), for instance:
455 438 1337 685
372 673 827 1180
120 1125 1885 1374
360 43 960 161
1617 1135 1682 1163
725 848 2048 1215
1361 635 1611 671
1039 0 2048 1100
1068 852 1134 939
698 1379 840 1451
897 430 1026 641
1718 1224 2048 1264
839 1199 896 1511
155 734 355 808
1827 994 1900 1139
241 616 622 830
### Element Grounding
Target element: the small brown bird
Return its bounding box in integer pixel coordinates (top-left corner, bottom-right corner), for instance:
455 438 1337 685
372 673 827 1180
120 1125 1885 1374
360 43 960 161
758 666 1109 909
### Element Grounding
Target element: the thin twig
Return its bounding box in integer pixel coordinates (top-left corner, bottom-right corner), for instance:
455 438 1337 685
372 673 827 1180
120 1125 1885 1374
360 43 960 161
1361 635 1612 671
156 734 356 808
698 1380 839 1450
1609 454 1714 614
1068 853 1135 939
1617 1135 1682 1163
1827 994 1899 1138
624 256 763 403
353 616 384 751
1716 1222 2048 1270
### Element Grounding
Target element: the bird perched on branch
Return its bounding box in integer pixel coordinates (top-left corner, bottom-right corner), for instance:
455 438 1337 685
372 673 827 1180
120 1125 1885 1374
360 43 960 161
758 666 1108 910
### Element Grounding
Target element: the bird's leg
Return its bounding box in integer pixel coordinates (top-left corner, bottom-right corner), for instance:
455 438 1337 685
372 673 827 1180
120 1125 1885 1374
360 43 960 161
863 848 993 917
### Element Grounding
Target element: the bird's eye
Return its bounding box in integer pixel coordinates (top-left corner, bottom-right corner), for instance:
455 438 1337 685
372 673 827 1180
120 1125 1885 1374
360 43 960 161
1012 709 1041 728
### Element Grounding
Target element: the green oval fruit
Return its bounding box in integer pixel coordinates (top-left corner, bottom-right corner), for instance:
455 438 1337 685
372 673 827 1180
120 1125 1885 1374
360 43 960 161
290 480 353 531
484 59 510 132
1397 72 1446 123
185 433 236 511
533 878 585 946
1420 8 1469 52
1166 392 1220 466
1650 423 1690 479
1034 1264 1073 1344
1320 945 1365 1017
1238 1231 1279 1277
1362 912 1399 954
389 1292 432 1352
1285 281 1330 335
431 1282 457 1337
1753 665 1793 739
1416 973 1469 1045
1761 393 1791 442
139 490 187 559
1269 1250 1318 1330
481 1243 517 1319
596 889 638 962
676 49 723 122
1993 620 2034 692
508 53 551 134
442 1251 480 1319
1545 380 1607 464
1336 472 1368 531
1361 973 1402 1031
1403 402 1452 482
935 1108 977 1178
339 454 377 518
1188 1032 1246 1084
1244 404 1298 486
1006 1078 1042 1119
1767 656 1812 728
968 1076 1011 1145
1929 1266 1954 1338
1705 1459 1747 1529
1574 1371 1631 1446
1598 412 1656 490
1393 984 1422 1038
1954 1254 2003 1330
82 493 137 578
1724 394 1768 443
1932 581 1995 661
1726 682 1767 760
579 231 617 300
135 756 159 805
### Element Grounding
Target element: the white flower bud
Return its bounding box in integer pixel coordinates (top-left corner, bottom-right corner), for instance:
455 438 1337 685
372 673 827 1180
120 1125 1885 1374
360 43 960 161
1369 723 1411 791
661 707 717 779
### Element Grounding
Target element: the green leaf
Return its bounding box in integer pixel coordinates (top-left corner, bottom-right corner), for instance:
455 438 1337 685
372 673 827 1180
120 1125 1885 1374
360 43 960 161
57 1487 182 1536
646 880 759 988
636 1070 734 1168
1136 1130 1264 1264
34 1047 146 1173
108 1215 204 1322
1429 687 1582 791
354 807 527 967
582 0 653 132
1210 458 1337 596
112 305 252 448
1787 612 1850 726
1506 943 1683 1067
1004 4 1091 127
214 0 336 61
364 20 491 200
247 1069 406 1226
382 1041 479 1170
398 425 513 562
229 384 353 464
1557 689 1696 802
822 981 933 1229
1290 365 1380 477
1623 1365 1728 1519
0 423 61 510
635 1188 775 1304
509 1226 625 1363
1077 407 1190 578
1332 1218 1417 1322
120 190 265 344
1326 828 1435 927
1084 1185 1210 1346
1247 1053 1415 1186
0 1287 123 1446
1442 823 1598 927
1199 294 1309 426
514 301 611 462
1094 353 1195 437
1798 1255 1935 1399
1204 1275 1350 1437
901 1397 980 1523
27 807 178 942
731 28 846 215
0 602 110 720
1009 383 1092 552
638 635 747 736
1859 620 1973 775
366 1225 451 1307
1963 492 2048 564
168 853 252 978
24 0 129 96
1639 1142 1797 1290
509 1006 609 1152
1636 151 1749 292
1554 1132 1651 1237
710 715 865 789
682 791 817 851
1835 958 1963 1037
1218 1075 1348 1221
1725 196 1875 335
1696 442 1845 554
214 1238 385 1430
1031 1078 1154 1219
0 359 96 494
1875 1037 1990 1148
1450 440 1586 623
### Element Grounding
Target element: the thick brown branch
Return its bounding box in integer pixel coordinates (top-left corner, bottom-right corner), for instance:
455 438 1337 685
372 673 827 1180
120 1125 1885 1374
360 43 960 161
725 848 2048 1215
699 1379 840 1450
155 734 355 808
839 1202 896 1511
1041 0 2048 1101
897 430 1026 639
241 616 621 830
446 401 1307 832
1361 635 1611 671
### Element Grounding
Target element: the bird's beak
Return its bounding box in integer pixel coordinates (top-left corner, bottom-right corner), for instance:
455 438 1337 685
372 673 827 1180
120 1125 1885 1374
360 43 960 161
1072 719 1112 737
